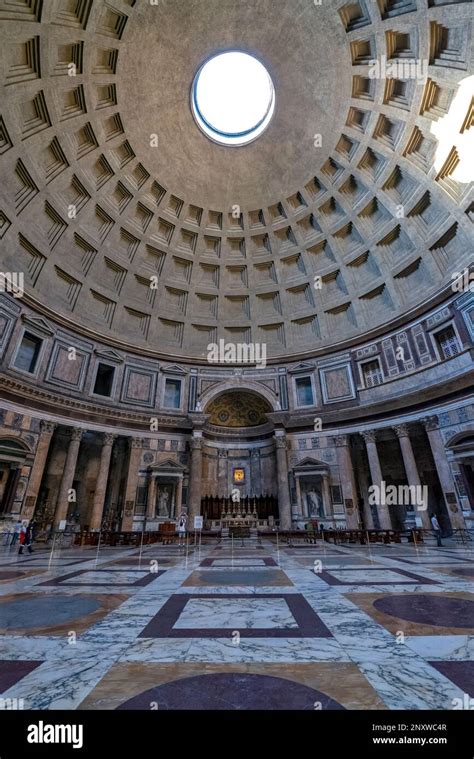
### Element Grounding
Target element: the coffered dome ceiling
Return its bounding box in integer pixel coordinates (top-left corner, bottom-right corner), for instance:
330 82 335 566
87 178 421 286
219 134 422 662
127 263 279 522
0 0 473 362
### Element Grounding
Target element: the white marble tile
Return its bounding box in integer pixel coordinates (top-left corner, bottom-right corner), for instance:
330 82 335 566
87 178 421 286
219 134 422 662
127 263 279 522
326 569 421 583
0 643 124 710
0 635 65 660
173 597 298 630
117 638 193 662
184 636 350 663
404 635 474 661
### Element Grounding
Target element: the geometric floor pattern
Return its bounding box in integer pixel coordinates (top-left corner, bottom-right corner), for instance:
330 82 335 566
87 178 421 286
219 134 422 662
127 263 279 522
0 539 472 710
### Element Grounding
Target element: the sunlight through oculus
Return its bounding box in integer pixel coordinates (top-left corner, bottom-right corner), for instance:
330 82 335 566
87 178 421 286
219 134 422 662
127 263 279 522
192 52 275 146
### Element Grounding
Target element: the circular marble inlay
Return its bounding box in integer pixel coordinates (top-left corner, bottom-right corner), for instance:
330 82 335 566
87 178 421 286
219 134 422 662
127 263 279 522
1 596 102 630
117 673 345 710
0 571 26 580
374 595 474 628
451 568 474 578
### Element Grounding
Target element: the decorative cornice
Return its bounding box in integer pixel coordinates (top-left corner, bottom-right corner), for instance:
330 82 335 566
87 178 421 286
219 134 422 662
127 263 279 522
0 376 190 431
188 412 210 431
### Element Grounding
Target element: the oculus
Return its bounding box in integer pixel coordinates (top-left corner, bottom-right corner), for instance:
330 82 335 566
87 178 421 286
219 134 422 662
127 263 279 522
191 51 275 146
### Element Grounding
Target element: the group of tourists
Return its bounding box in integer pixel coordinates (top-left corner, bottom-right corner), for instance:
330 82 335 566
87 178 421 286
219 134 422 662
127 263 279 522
9 520 35 554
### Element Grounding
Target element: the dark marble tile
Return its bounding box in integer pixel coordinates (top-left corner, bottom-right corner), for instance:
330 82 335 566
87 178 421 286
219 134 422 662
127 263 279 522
428 661 474 698
117 672 345 710
0 660 43 692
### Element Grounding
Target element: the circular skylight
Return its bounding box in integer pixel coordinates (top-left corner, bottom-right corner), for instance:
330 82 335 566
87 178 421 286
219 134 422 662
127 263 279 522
191 51 275 146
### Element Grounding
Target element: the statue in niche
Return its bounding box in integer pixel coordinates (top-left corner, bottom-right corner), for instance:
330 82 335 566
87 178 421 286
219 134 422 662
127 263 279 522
157 486 172 517
306 489 324 518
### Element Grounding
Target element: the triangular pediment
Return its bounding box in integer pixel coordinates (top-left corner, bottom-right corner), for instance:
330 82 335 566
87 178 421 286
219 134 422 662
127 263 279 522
150 458 186 471
161 364 187 375
288 362 315 374
293 456 328 470
21 314 55 336
94 348 124 363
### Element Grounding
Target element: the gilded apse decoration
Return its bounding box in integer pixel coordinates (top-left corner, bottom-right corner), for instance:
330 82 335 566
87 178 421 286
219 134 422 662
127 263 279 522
206 392 272 428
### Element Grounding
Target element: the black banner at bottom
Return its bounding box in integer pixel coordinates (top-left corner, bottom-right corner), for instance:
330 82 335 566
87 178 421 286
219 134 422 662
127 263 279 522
0 710 472 757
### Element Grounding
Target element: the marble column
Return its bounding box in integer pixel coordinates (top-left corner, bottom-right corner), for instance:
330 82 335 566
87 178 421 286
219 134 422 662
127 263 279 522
393 424 431 529
3 468 21 515
175 476 183 516
294 475 304 519
274 432 292 530
147 476 157 519
188 435 203 526
335 435 359 529
217 449 228 497
54 428 83 526
321 474 334 525
121 437 143 531
361 430 392 529
89 433 117 530
250 448 261 496
421 416 466 529
22 421 56 519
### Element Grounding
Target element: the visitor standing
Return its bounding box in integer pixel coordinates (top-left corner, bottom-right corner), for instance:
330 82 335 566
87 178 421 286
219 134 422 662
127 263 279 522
177 513 187 547
18 522 33 555
10 519 22 546
430 513 443 547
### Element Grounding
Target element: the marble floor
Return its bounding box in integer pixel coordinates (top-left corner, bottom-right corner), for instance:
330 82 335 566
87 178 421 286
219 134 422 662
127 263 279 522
0 537 473 710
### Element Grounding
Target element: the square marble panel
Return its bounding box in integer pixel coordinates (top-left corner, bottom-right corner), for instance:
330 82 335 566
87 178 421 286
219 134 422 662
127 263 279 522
0 558 89 567
105 557 177 568
199 557 277 567
39 569 165 587
174 597 298 630
139 593 333 638
317 568 438 586
295 557 375 568
394 557 474 565
182 568 292 587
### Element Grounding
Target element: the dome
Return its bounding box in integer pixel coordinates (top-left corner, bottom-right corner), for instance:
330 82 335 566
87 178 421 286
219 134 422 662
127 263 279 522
1 0 472 363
